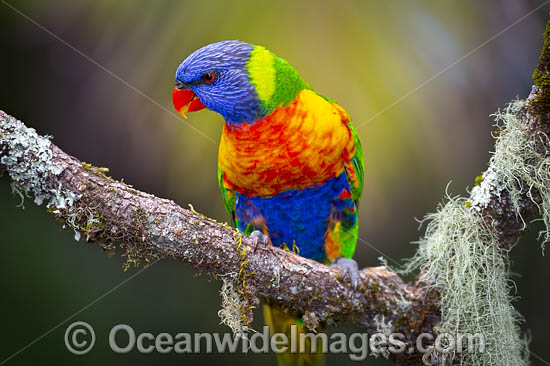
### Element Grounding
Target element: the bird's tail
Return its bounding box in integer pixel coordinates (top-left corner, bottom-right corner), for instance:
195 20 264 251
263 303 325 366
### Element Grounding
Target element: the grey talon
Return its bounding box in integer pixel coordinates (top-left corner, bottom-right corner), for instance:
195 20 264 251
250 230 269 247
330 257 359 289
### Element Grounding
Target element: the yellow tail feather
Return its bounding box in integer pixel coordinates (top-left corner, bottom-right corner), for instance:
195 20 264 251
263 303 325 366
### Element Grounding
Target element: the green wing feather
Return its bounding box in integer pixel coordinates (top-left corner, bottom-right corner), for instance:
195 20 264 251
218 166 236 226
326 120 364 261
318 100 365 261
346 121 365 208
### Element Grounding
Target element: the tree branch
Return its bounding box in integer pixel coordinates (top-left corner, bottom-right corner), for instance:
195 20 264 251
0 109 439 343
470 22 550 248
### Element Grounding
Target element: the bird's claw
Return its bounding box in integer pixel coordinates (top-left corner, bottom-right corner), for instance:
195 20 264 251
330 257 359 289
250 230 270 251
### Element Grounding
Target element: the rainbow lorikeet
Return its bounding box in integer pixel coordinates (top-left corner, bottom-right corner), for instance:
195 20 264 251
173 40 364 366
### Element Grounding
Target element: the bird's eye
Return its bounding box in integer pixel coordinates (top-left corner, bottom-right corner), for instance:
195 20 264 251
202 72 215 84
175 80 185 90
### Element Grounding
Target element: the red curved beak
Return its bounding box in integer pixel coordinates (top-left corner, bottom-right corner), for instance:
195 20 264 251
172 87 206 118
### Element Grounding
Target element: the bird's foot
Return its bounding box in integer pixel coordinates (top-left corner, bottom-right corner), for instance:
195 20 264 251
330 257 359 289
250 230 270 251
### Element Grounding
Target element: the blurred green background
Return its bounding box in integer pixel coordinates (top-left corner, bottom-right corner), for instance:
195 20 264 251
1 0 549 364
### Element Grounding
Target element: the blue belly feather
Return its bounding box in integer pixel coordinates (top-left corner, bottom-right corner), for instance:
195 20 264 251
234 171 350 262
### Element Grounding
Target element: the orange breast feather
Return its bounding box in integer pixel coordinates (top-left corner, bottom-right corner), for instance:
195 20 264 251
218 89 355 197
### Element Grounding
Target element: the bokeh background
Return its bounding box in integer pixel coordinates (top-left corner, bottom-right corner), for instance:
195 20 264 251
1 0 550 365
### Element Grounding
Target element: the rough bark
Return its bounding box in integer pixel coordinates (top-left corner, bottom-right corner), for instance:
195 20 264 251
0 109 439 347
474 22 550 248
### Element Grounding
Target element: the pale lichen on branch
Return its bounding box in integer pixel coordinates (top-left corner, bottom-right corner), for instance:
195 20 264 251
0 109 437 366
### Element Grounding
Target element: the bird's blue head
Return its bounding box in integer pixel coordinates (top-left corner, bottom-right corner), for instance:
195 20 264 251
173 40 308 126
173 40 261 125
